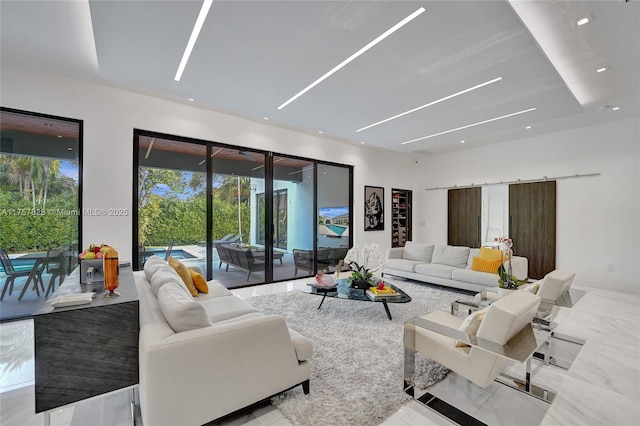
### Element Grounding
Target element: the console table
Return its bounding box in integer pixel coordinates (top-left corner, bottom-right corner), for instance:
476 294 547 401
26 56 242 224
33 265 139 421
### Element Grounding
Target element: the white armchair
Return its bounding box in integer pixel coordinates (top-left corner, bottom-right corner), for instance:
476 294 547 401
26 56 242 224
404 291 542 389
530 270 576 301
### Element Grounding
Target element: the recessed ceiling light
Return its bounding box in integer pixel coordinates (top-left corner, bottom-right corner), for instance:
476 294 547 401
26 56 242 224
577 17 589 26
596 67 607 73
263 117 269 120
57 135 62 138
525 126 532 129
360 141 365 144
67 147 72 151
357 77 502 132
460 140 465 144
188 98 195 102
318 131 323 134
612 106 621 111
277 7 426 110
174 0 214 81
400 107 537 145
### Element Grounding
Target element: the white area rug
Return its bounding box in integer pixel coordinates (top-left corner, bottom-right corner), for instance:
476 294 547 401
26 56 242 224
245 279 475 426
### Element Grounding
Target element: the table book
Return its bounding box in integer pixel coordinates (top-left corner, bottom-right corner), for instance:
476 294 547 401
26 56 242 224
366 286 400 301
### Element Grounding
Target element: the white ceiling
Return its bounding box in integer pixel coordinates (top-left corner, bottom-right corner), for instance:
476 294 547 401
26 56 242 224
1 0 638 155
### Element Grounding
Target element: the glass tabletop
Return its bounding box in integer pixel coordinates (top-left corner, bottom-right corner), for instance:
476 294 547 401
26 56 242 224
305 279 411 304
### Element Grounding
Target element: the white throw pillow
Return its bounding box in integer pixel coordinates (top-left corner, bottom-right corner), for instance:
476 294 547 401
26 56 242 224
432 245 470 269
455 307 489 347
150 265 185 297
158 281 212 333
402 242 434 262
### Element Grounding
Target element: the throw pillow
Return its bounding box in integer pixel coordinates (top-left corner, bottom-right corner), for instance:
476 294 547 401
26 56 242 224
168 256 199 297
479 247 503 260
471 257 502 274
455 307 489 347
189 268 209 294
158 281 212 333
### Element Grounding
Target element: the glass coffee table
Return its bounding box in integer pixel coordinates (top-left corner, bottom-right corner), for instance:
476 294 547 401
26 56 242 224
304 280 411 320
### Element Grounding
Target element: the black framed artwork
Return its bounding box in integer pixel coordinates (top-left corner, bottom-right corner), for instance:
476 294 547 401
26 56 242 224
364 186 384 231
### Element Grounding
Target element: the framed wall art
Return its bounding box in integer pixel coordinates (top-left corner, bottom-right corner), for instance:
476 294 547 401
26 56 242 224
364 185 384 231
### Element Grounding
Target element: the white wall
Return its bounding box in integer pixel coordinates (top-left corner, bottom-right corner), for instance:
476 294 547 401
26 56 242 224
412 118 640 293
0 66 415 260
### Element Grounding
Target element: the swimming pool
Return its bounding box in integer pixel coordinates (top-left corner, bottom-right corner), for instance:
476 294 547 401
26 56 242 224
326 224 348 236
143 247 199 260
0 258 37 274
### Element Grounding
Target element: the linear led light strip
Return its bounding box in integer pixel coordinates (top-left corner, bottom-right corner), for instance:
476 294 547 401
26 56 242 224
144 138 155 159
400 107 537 145
357 77 502 132
174 0 214 82
251 158 284 171
277 7 426 110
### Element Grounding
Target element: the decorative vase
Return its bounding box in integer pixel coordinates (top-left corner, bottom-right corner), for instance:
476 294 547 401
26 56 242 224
498 287 516 298
351 280 370 290
103 247 120 297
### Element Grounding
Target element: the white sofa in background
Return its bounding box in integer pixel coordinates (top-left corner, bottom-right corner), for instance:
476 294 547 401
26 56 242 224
135 256 312 426
383 242 528 293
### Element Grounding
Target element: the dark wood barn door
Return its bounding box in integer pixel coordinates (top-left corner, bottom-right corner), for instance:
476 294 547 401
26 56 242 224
509 181 556 279
448 187 481 248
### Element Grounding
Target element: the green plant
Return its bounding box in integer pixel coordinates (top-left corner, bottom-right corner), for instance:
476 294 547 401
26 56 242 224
495 236 528 289
344 243 383 285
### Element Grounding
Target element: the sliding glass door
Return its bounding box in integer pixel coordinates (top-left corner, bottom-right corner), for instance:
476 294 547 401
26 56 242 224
134 130 352 289
136 134 207 273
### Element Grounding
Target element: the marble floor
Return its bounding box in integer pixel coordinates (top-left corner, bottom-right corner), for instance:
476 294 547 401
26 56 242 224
1 277 639 425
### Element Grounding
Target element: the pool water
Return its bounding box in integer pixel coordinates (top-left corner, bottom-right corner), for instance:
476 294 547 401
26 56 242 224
143 248 198 260
326 224 348 236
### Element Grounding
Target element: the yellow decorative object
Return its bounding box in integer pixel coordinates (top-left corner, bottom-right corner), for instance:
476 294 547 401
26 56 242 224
471 257 502 274
479 247 503 260
189 268 209 294
168 257 198 297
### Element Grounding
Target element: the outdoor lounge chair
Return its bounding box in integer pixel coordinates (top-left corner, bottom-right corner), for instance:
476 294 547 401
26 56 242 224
0 249 45 301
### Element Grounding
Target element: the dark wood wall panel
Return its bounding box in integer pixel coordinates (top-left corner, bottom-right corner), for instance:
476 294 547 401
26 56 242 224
509 181 556 279
448 187 481 248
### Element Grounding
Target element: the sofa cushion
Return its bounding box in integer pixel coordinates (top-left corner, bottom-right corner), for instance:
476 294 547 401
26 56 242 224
415 263 458 279
150 265 187 297
143 255 166 282
384 258 425 273
402 242 434 262
452 268 501 286
168 256 199 297
471 257 501 274
432 245 470 269
189 268 209 294
157 281 213 333
199 296 260 323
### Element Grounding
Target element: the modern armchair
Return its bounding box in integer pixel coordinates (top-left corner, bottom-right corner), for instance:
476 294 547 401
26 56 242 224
404 290 542 390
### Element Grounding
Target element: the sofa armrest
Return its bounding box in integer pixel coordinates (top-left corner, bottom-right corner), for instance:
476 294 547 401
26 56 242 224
139 314 311 425
386 247 404 260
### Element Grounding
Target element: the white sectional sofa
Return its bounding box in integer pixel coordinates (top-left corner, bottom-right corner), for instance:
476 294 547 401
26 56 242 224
382 242 528 293
135 256 312 426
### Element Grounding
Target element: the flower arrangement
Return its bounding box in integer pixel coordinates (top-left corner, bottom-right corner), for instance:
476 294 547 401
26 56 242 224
495 236 528 289
343 243 384 287
78 243 112 260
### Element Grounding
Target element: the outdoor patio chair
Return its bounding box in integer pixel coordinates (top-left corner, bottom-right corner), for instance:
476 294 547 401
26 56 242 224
44 249 67 297
0 249 45 301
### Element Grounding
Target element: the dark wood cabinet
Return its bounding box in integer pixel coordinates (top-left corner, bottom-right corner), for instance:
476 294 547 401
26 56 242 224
392 189 412 247
448 187 481 248
34 267 139 413
509 181 556 279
